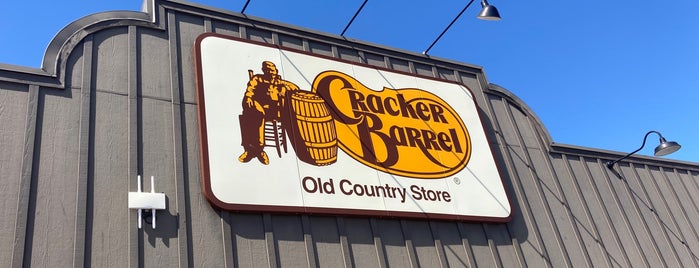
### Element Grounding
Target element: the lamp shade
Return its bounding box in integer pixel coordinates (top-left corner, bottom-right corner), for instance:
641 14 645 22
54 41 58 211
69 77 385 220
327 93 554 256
477 1 501 20
654 138 681 156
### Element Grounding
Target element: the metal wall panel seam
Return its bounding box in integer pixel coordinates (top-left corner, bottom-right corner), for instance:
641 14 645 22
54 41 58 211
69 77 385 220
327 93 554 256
238 24 246 39
675 169 699 246
271 32 280 46
331 45 340 60
430 65 438 80
398 220 419 267
369 219 388 268
567 155 614 267
524 116 576 266
427 222 449 267
301 39 310 53
11 84 39 268
167 10 193 267
482 224 504 268
557 155 604 266
263 214 279 267
300 215 318 267
684 171 699 208
653 167 699 266
382 56 391 72
407 61 416 75
521 91 589 266
669 169 699 264
596 159 649 267
503 220 527 267
455 223 478 267
639 164 694 265
503 95 570 268
627 163 679 266
487 96 547 267
126 24 143 268
357 51 367 64
541 152 589 267
662 168 699 265
576 157 630 267
335 217 354 268
220 212 235 268
72 35 94 268
478 93 525 267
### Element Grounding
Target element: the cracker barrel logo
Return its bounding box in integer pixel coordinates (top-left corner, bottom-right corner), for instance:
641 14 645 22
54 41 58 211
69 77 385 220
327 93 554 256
238 61 471 179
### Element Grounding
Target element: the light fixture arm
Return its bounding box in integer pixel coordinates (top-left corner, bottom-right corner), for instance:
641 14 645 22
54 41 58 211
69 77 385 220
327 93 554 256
605 130 679 170
341 0 368 36
241 0 251 14
423 0 476 55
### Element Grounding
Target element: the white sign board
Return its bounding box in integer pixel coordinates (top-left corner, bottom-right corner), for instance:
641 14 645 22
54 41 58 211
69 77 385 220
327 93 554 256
195 33 512 222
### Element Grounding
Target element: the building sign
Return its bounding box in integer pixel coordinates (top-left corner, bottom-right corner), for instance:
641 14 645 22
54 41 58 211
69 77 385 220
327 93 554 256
194 33 512 221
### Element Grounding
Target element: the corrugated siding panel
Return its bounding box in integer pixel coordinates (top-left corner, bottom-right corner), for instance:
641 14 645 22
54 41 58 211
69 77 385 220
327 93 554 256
90 91 130 266
364 52 387 68
388 58 411 73
0 83 29 265
185 103 227 267
211 19 240 38
2 1 699 267
308 41 333 57
459 223 493 267
93 27 130 96
177 12 206 103
89 26 131 268
271 215 308 267
487 95 549 267
338 47 361 63
230 213 269 267
549 153 593 266
376 219 412 267
404 220 441 267
309 216 345 267
31 87 81 267
619 162 678 266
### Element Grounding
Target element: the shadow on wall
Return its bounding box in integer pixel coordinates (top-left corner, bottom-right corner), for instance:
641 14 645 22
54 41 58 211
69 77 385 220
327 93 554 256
141 196 178 247
213 105 533 267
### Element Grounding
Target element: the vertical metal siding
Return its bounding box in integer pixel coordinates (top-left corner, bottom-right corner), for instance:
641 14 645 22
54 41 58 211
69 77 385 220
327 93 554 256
1 1 699 267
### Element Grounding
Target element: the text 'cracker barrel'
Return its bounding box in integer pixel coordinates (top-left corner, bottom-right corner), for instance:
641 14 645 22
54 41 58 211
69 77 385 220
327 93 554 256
286 91 338 166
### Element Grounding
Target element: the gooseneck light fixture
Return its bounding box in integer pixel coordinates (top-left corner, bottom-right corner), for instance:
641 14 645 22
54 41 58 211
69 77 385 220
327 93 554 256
423 0 502 55
605 130 681 170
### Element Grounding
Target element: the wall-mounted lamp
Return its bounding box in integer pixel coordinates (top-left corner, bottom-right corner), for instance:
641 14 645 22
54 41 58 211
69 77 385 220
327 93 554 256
423 0 502 55
605 130 681 170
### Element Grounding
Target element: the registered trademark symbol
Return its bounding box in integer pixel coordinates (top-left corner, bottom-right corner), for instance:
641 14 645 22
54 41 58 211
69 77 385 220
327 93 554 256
453 177 461 184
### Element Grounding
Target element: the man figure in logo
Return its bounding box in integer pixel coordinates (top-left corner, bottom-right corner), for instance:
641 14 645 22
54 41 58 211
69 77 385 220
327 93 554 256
238 61 299 164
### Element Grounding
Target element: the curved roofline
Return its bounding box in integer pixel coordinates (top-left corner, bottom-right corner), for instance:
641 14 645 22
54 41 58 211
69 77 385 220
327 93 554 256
486 82 554 146
42 10 156 87
0 9 155 88
486 83 699 169
41 11 154 81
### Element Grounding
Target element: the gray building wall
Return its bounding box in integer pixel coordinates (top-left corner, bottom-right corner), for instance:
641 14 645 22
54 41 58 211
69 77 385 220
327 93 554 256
1 0 698 267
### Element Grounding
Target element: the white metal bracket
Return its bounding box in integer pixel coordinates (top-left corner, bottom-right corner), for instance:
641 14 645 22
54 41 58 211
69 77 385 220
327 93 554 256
128 175 166 229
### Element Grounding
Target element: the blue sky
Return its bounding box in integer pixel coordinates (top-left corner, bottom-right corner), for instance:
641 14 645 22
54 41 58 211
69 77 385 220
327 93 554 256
1 0 697 163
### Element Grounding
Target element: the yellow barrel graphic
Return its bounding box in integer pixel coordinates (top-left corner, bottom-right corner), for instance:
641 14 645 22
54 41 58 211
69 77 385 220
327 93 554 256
286 91 337 166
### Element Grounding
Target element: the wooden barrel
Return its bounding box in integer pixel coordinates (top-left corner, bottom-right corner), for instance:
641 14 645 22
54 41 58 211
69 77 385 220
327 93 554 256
285 91 337 166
